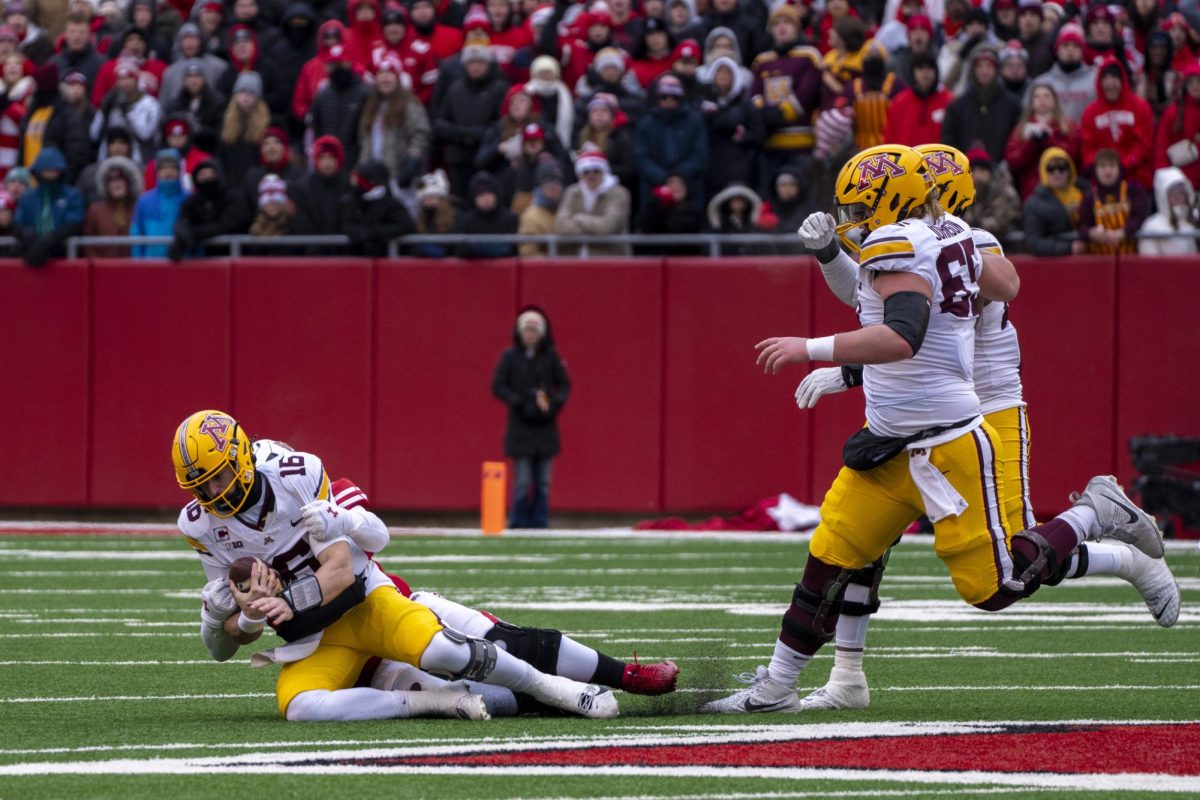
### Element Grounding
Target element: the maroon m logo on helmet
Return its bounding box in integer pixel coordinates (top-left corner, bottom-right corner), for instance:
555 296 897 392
199 414 232 451
856 154 907 191
923 151 964 178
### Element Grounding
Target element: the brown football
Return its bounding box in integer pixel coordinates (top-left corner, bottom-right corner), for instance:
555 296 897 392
228 556 259 592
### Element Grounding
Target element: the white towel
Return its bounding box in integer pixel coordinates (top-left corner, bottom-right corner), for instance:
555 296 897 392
249 632 322 668
907 447 968 522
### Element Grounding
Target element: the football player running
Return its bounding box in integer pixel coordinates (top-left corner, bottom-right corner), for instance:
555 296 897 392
784 144 1181 712
705 144 1174 714
176 410 621 722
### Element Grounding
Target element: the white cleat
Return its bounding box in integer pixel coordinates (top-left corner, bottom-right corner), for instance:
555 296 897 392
1112 542 1181 628
1070 475 1165 558
408 685 491 720
528 674 619 719
798 667 871 711
701 666 803 713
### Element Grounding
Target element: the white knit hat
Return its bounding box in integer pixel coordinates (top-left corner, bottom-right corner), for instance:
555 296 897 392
517 310 547 335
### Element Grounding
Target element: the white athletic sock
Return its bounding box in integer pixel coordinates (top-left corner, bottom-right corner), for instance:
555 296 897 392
554 634 600 682
1057 505 1097 543
833 584 871 673
1067 542 1126 578
286 687 408 721
768 639 811 687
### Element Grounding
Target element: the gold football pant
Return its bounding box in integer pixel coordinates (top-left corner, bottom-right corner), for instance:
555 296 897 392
809 422 1015 605
275 586 444 716
985 405 1036 533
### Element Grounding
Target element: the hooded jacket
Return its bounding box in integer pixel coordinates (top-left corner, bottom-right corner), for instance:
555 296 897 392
432 61 509 170
293 19 356 121
1081 57 1154 188
84 156 143 257
634 79 709 207
491 305 570 460
90 26 169 107
171 159 251 258
941 48 1022 163
883 64 953 147
1022 147 1083 256
265 2 318 90
132 165 187 258
160 23 230 104
1138 166 1198 255
454 171 519 257
1153 62 1200 190
700 56 761 201
14 147 85 265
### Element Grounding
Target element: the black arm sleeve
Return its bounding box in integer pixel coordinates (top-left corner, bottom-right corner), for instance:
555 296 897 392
273 574 368 643
840 364 864 387
882 291 931 356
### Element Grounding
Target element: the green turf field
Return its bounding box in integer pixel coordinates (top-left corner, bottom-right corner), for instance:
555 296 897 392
0 528 1196 799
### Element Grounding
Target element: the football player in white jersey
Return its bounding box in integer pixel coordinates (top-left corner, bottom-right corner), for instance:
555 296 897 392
705 144 1171 714
780 144 1181 712
175 409 619 722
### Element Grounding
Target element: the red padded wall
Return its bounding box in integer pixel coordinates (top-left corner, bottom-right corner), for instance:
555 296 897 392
1113 257 1200 489
1008 256 1117 515
662 258 812 511
4 255 1197 515
373 259 517 508
520 259 663 511
90 260 233 507
230 259 373 493
0 261 89 505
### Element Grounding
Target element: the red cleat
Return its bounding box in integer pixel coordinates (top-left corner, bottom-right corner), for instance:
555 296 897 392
621 656 679 695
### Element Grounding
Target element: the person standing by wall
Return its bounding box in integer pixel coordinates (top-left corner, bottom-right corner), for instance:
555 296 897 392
492 307 570 530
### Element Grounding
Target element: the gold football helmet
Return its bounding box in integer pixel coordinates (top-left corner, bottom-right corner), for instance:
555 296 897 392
172 410 255 518
915 143 975 216
833 144 934 253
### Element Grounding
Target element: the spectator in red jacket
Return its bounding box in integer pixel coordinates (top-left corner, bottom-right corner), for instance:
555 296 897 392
1080 56 1153 188
91 27 167 105
345 0 383 73
1153 62 1200 191
408 0 464 61
537 6 616 93
293 20 356 124
883 53 950 147
1163 13 1197 73
478 0 532 70
370 4 438 105
632 16 674 90
1005 82 1081 199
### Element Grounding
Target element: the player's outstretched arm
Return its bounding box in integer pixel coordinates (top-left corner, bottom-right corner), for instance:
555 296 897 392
300 496 390 553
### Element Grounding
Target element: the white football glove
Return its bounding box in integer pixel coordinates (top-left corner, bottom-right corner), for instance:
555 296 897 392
797 212 836 252
201 577 238 620
795 367 850 409
300 499 353 543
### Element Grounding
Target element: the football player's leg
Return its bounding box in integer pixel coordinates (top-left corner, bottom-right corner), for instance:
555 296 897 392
985 406 1037 535
369 658 521 717
411 590 678 695
798 548 894 711
355 586 617 718
278 643 489 721
705 462 917 713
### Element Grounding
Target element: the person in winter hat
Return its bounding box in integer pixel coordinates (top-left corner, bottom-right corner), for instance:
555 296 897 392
491 305 571 529
248 173 294 237
1138 166 1198 255
83 155 142 257
14 146 83 266
340 158 415 256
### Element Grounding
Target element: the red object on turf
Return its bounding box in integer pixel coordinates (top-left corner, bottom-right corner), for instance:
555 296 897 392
621 657 679 695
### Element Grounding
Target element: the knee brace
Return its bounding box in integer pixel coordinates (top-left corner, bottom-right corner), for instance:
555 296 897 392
841 559 887 616
437 626 499 681
1006 529 1062 598
779 561 852 654
484 621 563 675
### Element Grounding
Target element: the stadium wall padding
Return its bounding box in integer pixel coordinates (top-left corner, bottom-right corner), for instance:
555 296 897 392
2 255 1197 518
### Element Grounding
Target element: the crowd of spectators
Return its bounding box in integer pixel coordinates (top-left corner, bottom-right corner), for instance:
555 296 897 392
0 0 1198 263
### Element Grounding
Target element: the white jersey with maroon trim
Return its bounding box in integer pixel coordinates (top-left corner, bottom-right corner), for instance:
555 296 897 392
176 439 390 593
855 213 983 437
970 229 1024 415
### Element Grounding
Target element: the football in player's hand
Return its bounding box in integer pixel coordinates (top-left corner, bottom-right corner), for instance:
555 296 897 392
229 557 259 593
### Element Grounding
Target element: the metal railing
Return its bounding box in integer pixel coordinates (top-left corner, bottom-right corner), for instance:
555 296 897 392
2 229 1192 261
